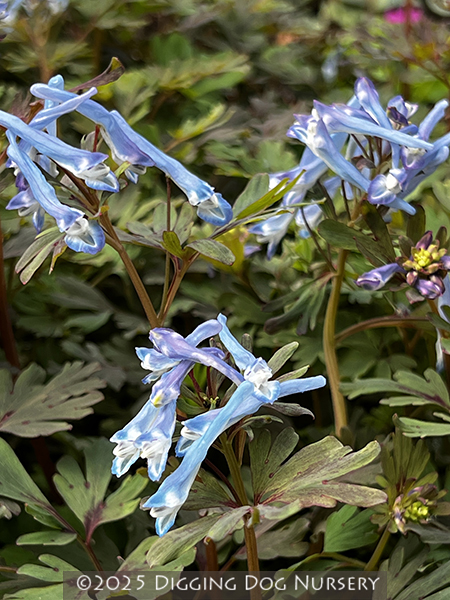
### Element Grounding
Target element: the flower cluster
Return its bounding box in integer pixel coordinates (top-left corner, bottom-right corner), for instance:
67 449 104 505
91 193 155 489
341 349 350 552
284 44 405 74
251 77 450 258
2 75 232 257
110 314 326 536
356 231 450 300
391 484 440 534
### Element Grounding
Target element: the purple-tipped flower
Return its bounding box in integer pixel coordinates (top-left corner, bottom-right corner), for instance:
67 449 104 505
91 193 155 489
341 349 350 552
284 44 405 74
30 82 232 226
6 131 105 255
143 313 326 535
356 263 404 291
368 168 415 215
110 319 226 480
357 231 450 300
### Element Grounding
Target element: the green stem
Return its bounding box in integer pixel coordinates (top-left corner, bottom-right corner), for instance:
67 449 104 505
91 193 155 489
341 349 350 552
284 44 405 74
220 435 261 599
101 215 159 328
160 177 172 317
159 259 191 325
323 248 348 438
365 526 391 572
335 315 429 344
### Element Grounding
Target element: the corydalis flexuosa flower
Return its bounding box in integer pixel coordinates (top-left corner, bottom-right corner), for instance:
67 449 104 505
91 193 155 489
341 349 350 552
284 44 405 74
287 77 450 217
143 314 325 536
30 78 232 226
356 231 450 300
110 314 326 536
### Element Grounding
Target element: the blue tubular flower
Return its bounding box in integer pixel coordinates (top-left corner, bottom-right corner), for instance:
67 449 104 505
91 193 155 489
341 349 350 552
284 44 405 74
110 399 177 481
295 203 323 237
356 263 404 291
249 212 294 260
30 83 232 226
368 168 415 215
313 101 433 151
111 319 224 480
6 172 45 232
354 77 402 168
144 380 256 536
0 111 107 175
355 77 393 131
216 313 280 401
387 95 418 125
135 319 225 407
145 315 326 535
6 132 105 254
177 374 323 457
288 116 370 192
418 100 449 141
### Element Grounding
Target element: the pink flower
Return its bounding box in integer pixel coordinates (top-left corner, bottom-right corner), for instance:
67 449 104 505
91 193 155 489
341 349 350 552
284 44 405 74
384 6 424 24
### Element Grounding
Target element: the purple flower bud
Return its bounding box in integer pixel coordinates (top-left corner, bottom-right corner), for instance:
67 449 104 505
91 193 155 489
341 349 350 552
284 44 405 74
415 277 445 299
356 263 404 291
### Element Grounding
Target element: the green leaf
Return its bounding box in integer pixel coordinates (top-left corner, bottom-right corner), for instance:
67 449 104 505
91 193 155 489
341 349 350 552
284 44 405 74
162 231 187 259
361 201 396 262
232 174 270 217
70 56 125 92
234 175 299 220
118 537 195 574
406 204 426 244
186 239 235 265
16 532 77 546
17 555 76 582
324 506 378 552
249 428 299 501
317 220 364 251
146 515 221 568
0 497 21 519
206 506 250 541
0 438 52 510
393 415 450 438
341 368 450 410
15 228 64 285
251 518 309 560
4 584 64 600
53 439 147 541
183 468 235 511
0 362 105 437
267 342 299 374
262 437 386 508
64 311 112 333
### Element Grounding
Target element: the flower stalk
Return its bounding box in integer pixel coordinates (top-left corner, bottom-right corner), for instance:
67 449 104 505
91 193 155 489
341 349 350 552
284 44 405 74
323 248 349 438
220 434 261 600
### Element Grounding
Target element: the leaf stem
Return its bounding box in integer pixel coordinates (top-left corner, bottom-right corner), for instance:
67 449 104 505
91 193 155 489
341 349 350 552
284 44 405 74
335 315 429 344
101 214 159 328
364 526 390 572
160 177 172 316
220 434 261 600
323 248 349 438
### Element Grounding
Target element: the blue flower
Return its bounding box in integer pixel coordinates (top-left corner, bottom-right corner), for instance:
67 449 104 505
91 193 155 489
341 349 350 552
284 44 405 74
110 319 224 480
0 107 118 192
111 400 177 481
313 100 433 151
356 263 404 291
6 132 105 254
143 314 326 535
288 115 371 192
368 168 415 215
5 172 45 232
30 82 233 226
